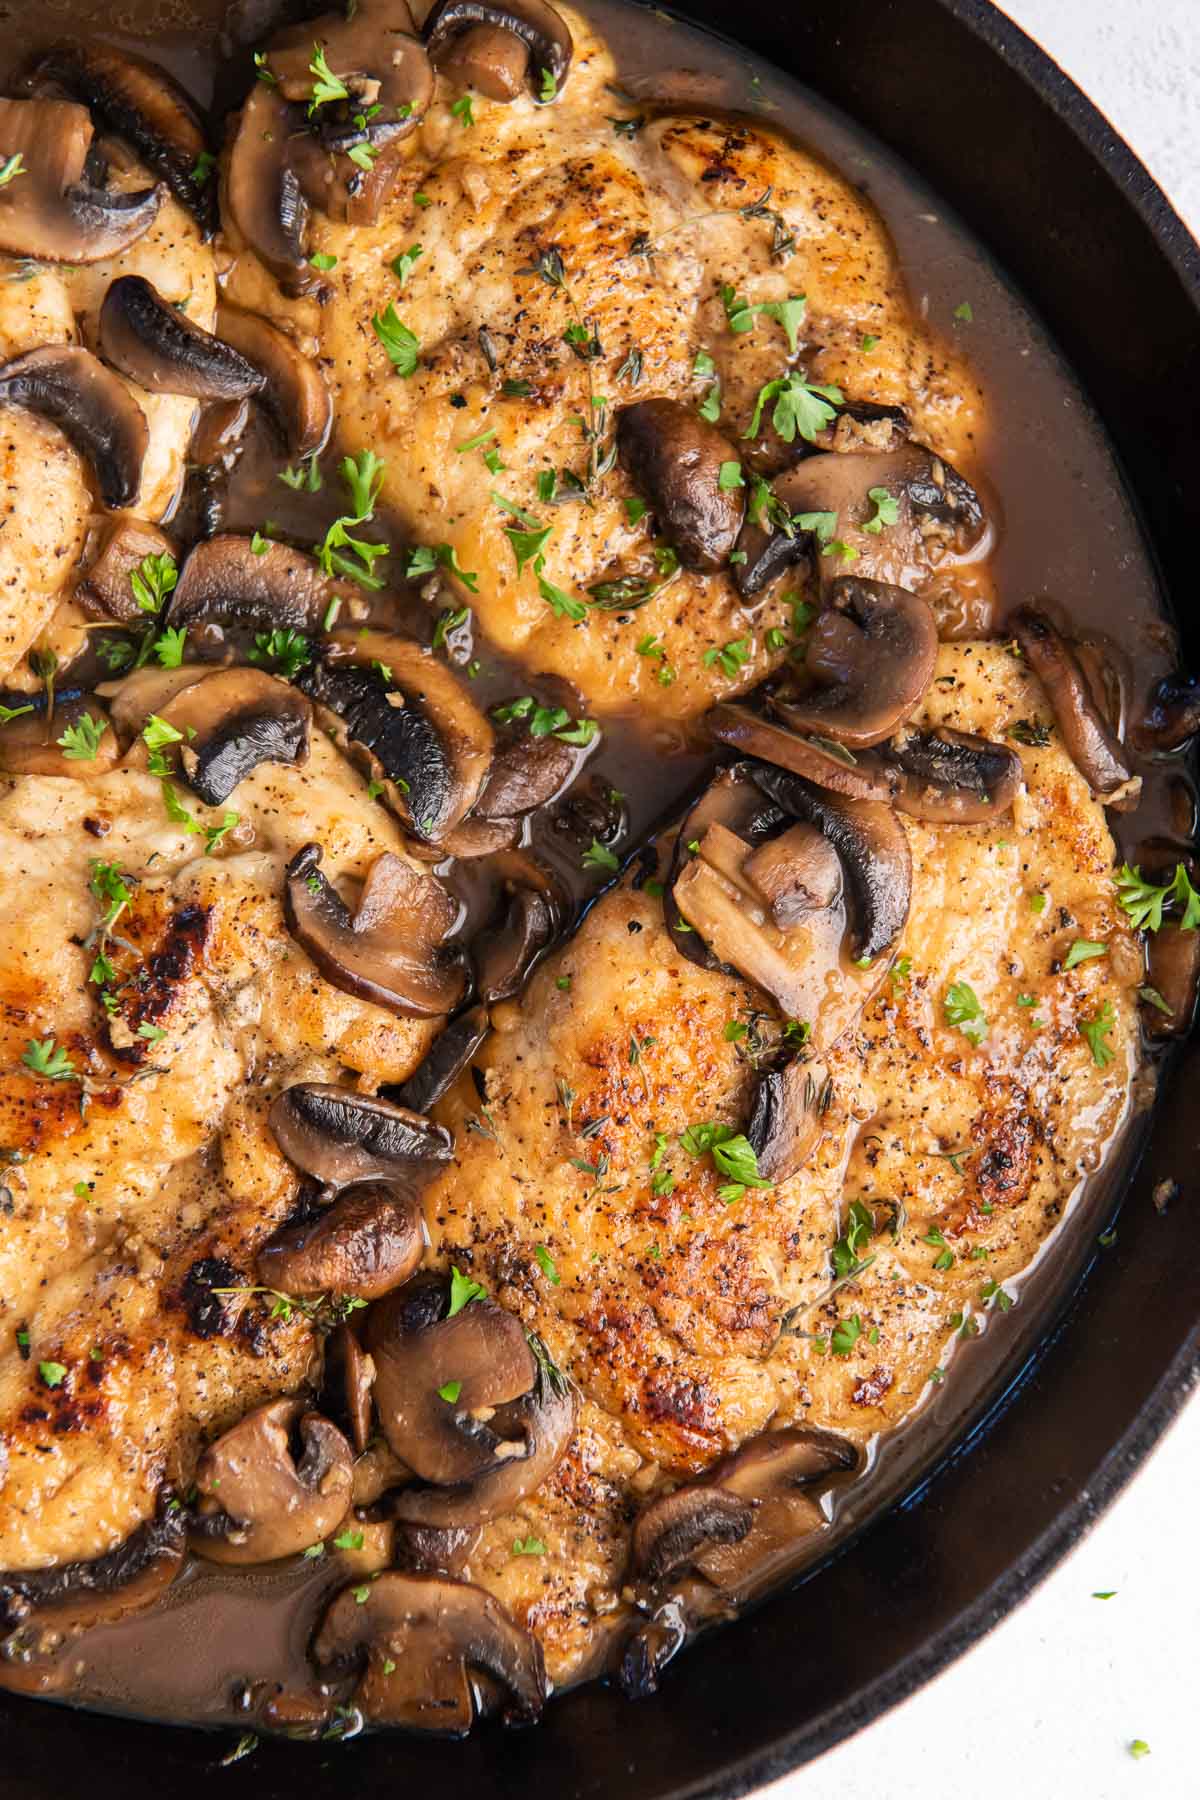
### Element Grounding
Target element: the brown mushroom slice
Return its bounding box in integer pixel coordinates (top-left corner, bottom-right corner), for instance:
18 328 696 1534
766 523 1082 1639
748 761 912 962
366 1279 535 1485
24 41 214 234
0 97 163 263
1135 673 1200 753
77 518 176 623
192 1399 354 1564
630 1486 754 1584
472 724 584 822
707 701 896 802
269 0 434 156
1144 922 1200 1038
0 344 147 510
390 1005 491 1113
745 1053 832 1184
102 663 206 736
423 0 573 101
258 1181 423 1300
0 1491 185 1632
885 725 1022 823
689 1427 857 1600
285 842 468 1019
474 850 568 1003
312 1571 547 1733
769 577 937 748
440 23 528 98
269 1083 453 1196
299 633 494 844
1012 604 1134 798
617 399 745 571
673 825 863 1027
224 85 315 296
0 696 117 776
390 1520 482 1577
169 534 337 640
148 665 311 805
98 275 264 401
742 822 842 927
389 1356 577 1529
742 395 912 480
214 305 332 460
322 1322 376 1456
663 763 787 971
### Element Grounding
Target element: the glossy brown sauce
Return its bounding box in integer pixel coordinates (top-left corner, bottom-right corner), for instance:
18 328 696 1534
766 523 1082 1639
0 0 1188 1739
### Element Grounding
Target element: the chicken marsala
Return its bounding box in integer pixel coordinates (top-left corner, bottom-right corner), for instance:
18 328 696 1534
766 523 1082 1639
0 0 1188 1743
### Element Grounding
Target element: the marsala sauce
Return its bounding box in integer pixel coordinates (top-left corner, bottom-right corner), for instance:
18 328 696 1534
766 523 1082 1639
0 0 1189 1737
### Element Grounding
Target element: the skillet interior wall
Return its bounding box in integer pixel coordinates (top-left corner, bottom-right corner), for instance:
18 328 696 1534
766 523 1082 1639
1 0 1198 1792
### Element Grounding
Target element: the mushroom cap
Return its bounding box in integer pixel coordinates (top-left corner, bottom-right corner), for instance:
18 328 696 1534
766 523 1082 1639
312 1570 547 1732
322 1322 377 1456
745 1054 832 1184
390 1003 491 1114
0 97 163 263
214 305 333 461
0 1490 185 1632
169 534 338 640
631 1486 754 1584
99 275 265 401
772 576 938 748
257 1181 424 1300
224 85 315 296
269 1081 453 1195
139 665 313 806
367 1279 538 1485
270 0 435 152
1012 604 1134 797
617 398 745 571
706 701 897 802
662 763 787 972
77 517 176 623
423 0 573 99
748 760 913 962
23 40 214 234
474 850 568 1003
299 632 494 844
0 343 148 510
886 725 1022 823
284 842 469 1019
192 1399 354 1565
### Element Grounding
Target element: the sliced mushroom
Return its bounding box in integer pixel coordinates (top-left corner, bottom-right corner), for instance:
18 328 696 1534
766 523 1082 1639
885 726 1021 823
169 535 337 640
630 1486 754 1584
224 85 315 296
423 0 573 101
0 695 117 777
298 633 494 844
269 0 435 154
192 1399 354 1564
473 721 585 821
0 344 148 509
0 97 162 262
284 842 468 1018
706 702 896 802
743 395 911 479
98 275 264 401
214 305 333 460
312 1571 546 1732
768 577 937 748
617 399 745 572
1012 605 1135 798
269 1082 453 1196
0 1491 185 1631
748 761 912 962
390 1520 482 1577
1135 673 1200 753
439 23 529 98
735 445 986 601
140 665 311 805
474 850 567 1003
619 1427 856 1697
101 662 206 736
746 1053 832 1184
663 763 786 971
322 1322 376 1455
257 1182 423 1300
1143 922 1200 1038
390 1004 491 1113
24 41 214 233
366 1278 537 1486
77 518 176 623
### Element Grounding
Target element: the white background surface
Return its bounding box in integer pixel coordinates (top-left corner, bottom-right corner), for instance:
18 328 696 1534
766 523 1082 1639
766 5 1200 1797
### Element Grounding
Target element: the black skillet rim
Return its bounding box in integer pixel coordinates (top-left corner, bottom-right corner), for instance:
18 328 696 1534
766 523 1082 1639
4 0 1200 1794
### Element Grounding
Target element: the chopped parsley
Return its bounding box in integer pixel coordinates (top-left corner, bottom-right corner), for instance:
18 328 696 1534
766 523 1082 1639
582 838 619 873
1115 861 1200 932
944 979 987 1046
249 627 311 680
371 303 420 376
534 1244 560 1284
1080 999 1116 1068
720 287 808 353
22 1038 76 1082
862 486 899 534
437 1379 462 1403
744 371 844 444
447 1265 487 1316
1063 939 1107 971
390 244 423 286
38 1359 67 1388
56 713 108 761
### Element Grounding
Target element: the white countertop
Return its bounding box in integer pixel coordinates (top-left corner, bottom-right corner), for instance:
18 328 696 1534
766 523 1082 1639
766 4 1200 1796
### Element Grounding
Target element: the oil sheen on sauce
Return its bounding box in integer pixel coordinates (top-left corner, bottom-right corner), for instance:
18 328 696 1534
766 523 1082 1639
0 0 1185 1736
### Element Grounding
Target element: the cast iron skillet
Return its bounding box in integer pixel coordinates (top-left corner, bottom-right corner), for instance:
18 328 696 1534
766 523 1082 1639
4 1 1200 1793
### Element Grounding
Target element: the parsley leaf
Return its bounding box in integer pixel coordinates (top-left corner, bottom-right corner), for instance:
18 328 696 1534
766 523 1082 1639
447 1265 487 1316
1063 939 1107 971
744 372 844 444
56 713 108 761
371 303 420 376
1115 861 1200 933
582 838 619 873
944 979 987 1046
22 1038 76 1082
1080 999 1116 1068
